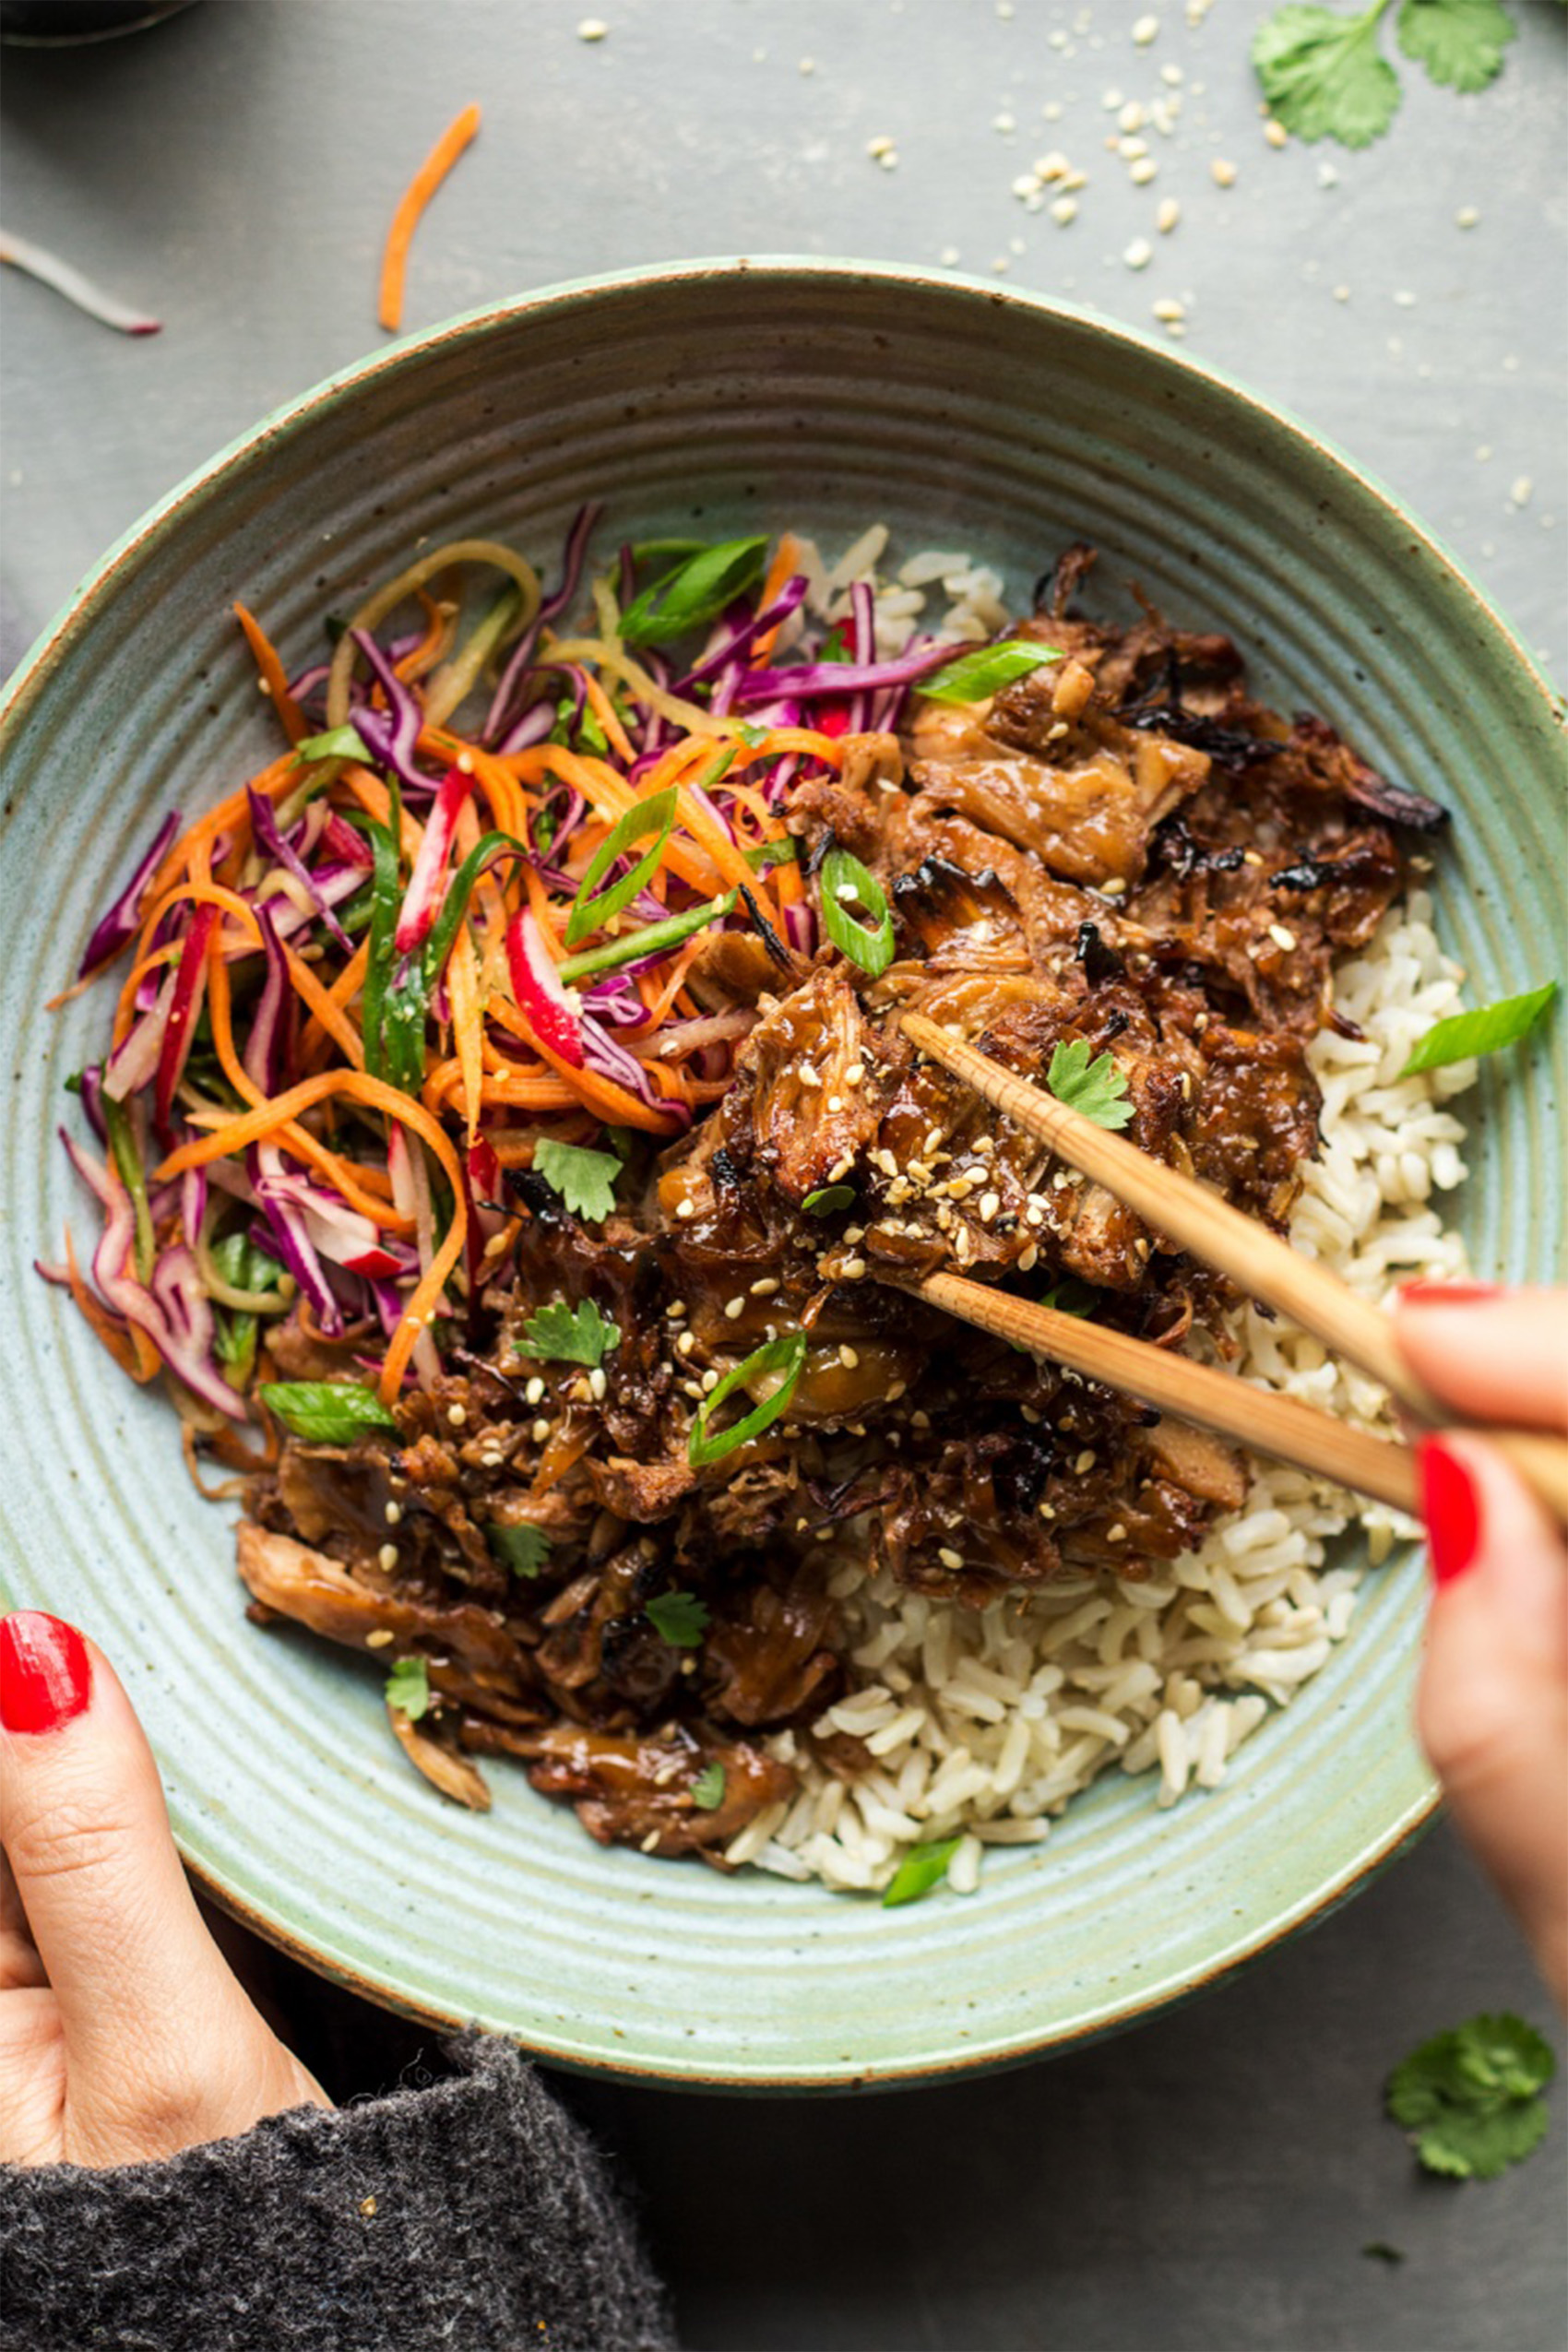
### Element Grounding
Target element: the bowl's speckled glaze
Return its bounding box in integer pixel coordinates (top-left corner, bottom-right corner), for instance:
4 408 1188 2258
1 259 1561 2089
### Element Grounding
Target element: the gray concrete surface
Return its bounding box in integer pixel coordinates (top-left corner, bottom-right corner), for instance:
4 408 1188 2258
3 5 1564 2347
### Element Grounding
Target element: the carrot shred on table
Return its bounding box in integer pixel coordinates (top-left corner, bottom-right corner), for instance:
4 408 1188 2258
377 102 481 335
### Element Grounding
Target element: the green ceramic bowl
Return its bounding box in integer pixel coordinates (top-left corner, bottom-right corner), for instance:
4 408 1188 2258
1 261 1562 2089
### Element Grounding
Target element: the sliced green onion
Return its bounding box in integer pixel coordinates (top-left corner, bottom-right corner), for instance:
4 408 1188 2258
820 847 896 979
802 1184 856 1216
917 639 1063 705
101 1092 156 1284
1398 981 1557 1076
620 536 769 648
259 1381 398 1442
688 1329 809 1468
556 891 737 984
743 836 800 872
292 723 373 766
564 786 678 947
361 822 402 1083
883 1835 963 1908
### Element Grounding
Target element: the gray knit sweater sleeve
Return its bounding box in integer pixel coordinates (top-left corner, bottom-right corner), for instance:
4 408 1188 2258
0 2035 675 2352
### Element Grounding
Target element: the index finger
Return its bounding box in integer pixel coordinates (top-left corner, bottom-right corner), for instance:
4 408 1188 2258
1396 1286 1568 1434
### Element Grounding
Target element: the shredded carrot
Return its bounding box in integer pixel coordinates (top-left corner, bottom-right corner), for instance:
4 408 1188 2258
300 936 371 1072
204 947 413 1232
578 669 636 765
396 591 455 681
749 534 800 664
377 103 481 334
232 603 307 745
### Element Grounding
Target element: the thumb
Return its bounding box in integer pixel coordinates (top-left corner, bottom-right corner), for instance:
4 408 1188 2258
1415 1439 1568 2010
0 1610 320 2159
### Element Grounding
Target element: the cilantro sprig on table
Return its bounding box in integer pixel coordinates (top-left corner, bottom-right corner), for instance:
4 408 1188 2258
1253 0 1521 148
1386 2013 1556 2180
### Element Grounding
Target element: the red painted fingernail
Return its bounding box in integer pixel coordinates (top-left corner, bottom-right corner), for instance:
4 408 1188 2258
1417 1440 1482 1588
1398 1280 1502 1307
0 1612 92 1735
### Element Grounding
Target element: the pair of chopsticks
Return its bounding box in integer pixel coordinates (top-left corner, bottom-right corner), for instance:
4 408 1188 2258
899 1012 1568 1527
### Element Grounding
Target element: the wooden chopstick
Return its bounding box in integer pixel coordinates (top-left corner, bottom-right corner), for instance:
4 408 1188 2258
921 1270 1418 1513
901 1010 1568 1526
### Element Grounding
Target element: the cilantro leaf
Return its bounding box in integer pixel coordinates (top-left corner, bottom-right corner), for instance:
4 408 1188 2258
385 1657 430 1721
1387 2013 1556 2180
645 1590 710 1647
533 1137 620 1222
883 1835 964 1908
1045 1038 1134 1130
1253 2 1403 147
517 1297 621 1367
1396 0 1515 91
487 1522 552 1578
1399 980 1557 1075
690 1761 727 1810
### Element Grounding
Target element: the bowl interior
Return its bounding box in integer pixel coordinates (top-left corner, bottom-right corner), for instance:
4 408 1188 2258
1 261 1561 2087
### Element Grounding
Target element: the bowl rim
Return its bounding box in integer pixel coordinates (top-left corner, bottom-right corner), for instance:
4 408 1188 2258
8 252 1537 2088
1 253 1561 744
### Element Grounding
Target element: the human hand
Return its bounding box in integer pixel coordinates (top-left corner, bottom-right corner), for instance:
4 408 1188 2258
0 1610 330 2168
1397 1287 1568 2011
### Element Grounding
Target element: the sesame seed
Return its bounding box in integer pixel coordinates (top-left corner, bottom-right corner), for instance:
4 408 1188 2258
724 1296 746 1321
839 1344 860 1369
1267 922 1298 952
979 1191 1001 1223
588 1367 608 1402
1120 135 1149 160
887 1379 907 1400
750 1277 780 1296
446 1403 467 1427
1038 1501 1057 1520
1131 157 1158 184
1123 236 1151 269
1118 99 1146 131
1018 1243 1039 1272
826 1095 844 1112
700 1368 719 1394
482 1231 510 1259
1264 117 1289 148
1455 205 1479 230
1133 10 1159 41
1211 157 1238 187
676 1199 695 1220
1153 297 1186 324
568 1377 591 1404
798 1066 821 1089
1074 1449 1098 1474
365 1628 394 1649
1025 1201 1045 1226
938 1545 965 1570
910 1409 932 1431
377 1542 398 1572
681 1380 704 1401
1108 1523 1128 1541
1050 195 1079 226
666 1300 687 1319
385 1500 402 1526
531 1418 552 1444
1100 875 1128 897
843 1063 864 1087
841 1256 868 1279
